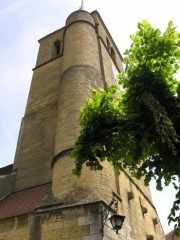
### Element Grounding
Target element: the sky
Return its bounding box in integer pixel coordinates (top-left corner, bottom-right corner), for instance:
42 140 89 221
0 0 179 235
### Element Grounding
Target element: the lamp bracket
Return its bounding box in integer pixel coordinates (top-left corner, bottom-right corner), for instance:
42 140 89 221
99 198 118 236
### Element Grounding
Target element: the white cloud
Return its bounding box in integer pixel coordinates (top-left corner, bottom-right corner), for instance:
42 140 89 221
0 0 30 19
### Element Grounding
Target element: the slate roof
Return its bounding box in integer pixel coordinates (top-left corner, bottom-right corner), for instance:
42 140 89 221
0 164 14 175
0 183 51 220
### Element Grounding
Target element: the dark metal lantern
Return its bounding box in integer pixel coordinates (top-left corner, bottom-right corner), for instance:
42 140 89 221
109 214 125 233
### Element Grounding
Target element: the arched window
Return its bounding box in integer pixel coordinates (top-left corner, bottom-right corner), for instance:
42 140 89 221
51 40 62 59
54 40 61 56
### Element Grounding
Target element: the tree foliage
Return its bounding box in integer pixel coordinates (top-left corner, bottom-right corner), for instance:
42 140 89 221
71 20 180 228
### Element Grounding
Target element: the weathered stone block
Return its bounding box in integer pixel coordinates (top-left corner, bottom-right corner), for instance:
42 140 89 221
78 215 99 226
82 233 102 240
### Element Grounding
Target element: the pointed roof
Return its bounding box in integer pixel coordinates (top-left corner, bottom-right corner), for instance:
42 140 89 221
0 164 14 175
79 0 85 10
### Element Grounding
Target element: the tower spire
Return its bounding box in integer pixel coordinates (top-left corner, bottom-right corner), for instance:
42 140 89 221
79 0 85 10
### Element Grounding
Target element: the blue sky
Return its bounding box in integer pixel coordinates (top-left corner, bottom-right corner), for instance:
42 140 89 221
0 0 179 235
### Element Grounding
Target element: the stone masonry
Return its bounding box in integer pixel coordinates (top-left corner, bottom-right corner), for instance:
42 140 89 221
0 9 165 240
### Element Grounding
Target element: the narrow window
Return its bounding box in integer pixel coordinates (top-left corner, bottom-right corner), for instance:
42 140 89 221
106 37 110 48
54 40 61 56
110 47 116 62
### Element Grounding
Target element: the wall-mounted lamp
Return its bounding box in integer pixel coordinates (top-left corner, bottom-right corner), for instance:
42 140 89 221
109 214 125 234
99 198 125 236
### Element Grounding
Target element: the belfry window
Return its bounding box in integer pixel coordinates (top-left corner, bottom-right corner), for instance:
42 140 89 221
54 40 61 56
51 40 62 59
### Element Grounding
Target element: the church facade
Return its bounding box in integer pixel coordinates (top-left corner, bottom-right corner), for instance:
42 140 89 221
0 9 165 240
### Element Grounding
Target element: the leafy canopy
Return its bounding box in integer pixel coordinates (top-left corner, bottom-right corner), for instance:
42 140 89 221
71 20 180 229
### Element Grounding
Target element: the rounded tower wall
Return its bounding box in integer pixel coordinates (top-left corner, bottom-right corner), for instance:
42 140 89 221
52 11 117 204
62 11 100 72
54 10 102 155
66 10 95 26
52 155 117 204
54 65 102 154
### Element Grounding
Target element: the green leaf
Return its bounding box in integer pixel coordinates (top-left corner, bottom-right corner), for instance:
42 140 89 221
154 28 161 37
168 20 174 28
72 19 180 229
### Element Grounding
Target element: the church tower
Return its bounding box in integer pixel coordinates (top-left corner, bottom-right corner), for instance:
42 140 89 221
0 9 165 240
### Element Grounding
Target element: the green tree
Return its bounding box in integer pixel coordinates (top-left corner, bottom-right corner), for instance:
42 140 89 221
71 20 180 231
